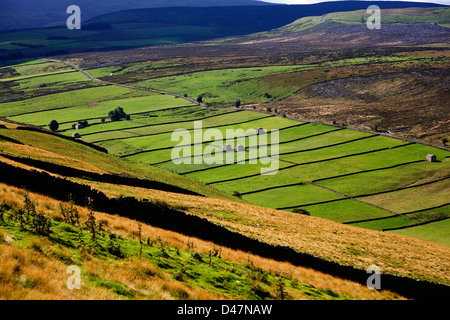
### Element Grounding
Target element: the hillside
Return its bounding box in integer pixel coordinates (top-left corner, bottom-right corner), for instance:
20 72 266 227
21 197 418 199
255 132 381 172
0 121 449 300
0 0 269 30
0 2 446 64
1 5 449 301
1 57 449 247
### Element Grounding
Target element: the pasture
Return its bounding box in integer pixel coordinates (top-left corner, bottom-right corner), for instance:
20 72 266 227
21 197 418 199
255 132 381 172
1 58 449 246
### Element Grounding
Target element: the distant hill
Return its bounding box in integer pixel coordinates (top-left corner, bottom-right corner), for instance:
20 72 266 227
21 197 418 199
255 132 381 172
0 1 446 64
0 0 270 30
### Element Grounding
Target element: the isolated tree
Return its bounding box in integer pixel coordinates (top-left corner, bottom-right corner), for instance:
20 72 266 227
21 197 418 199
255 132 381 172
108 107 127 122
235 99 241 108
442 138 448 146
196 95 203 103
49 120 59 132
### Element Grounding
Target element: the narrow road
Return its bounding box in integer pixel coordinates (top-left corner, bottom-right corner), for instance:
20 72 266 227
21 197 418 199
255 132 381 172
43 58 205 108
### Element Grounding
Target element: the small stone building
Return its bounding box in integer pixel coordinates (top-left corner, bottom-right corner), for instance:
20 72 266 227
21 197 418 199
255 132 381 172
74 123 85 130
222 144 232 152
235 144 245 152
426 154 436 162
72 132 80 139
255 127 265 135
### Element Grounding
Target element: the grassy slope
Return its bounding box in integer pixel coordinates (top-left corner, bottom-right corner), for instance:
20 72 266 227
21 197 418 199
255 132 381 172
0 124 235 202
1 58 448 245
0 129 449 296
239 7 450 40
2 184 398 300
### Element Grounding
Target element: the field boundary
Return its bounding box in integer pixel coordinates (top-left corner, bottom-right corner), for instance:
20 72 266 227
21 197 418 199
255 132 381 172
0 121 109 154
354 176 450 199
206 145 402 185
344 203 450 225
93 114 276 144
71 108 240 136
118 115 296 157
0 153 204 197
0 159 449 299
382 217 450 232
311 159 423 183
276 177 449 217
49 105 200 129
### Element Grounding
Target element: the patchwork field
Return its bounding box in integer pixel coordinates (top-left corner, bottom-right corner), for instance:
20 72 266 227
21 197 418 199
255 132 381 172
1 5 450 301
1 50 449 250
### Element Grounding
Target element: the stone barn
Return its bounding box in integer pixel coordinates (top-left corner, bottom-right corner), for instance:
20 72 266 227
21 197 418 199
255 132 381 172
426 154 436 162
255 127 266 135
72 132 80 139
74 123 84 130
222 144 232 152
235 144 245 152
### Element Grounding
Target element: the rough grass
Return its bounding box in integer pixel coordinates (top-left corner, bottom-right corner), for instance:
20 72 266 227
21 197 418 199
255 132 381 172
54 177 450 286
0 184 402 300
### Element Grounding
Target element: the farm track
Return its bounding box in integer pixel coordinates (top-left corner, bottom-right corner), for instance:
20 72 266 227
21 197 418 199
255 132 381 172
47 59 206 107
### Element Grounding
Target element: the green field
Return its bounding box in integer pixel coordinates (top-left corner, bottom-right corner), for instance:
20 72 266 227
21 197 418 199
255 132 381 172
9 94 195 128
1 58 449 247
389 218 450 247
132 65 315 106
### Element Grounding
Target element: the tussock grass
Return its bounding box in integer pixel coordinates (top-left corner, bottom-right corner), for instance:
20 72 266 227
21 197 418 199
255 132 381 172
0 183 402 300
64 178 450 286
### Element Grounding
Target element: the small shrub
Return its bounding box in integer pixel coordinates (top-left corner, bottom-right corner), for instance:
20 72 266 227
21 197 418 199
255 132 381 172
292 208 310 216
30 212 51 236
12 208 26 228
84 201 97 242
275 276 287 300
23 194 36 219
137 222 143 257
59 196 79 226
232 191 242 199
107 232 123 257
